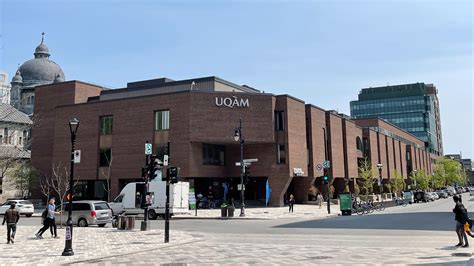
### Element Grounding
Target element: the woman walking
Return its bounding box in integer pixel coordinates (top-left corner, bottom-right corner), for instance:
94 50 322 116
288 194 295 213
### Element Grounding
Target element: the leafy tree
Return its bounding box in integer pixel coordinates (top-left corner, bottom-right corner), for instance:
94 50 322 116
11 161 39 198
413 170 429 190
434 158 465 186
433 162 447 188
389 171 405 193
357 158 375 196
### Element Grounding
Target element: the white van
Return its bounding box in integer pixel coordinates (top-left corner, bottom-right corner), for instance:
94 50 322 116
109 181 189 219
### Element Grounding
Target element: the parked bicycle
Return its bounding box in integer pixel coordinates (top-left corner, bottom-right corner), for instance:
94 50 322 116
395 197 408 207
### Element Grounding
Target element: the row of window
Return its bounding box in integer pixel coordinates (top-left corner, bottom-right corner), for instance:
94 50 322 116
202 143 287 166
99 110 170 135
1 128 28 145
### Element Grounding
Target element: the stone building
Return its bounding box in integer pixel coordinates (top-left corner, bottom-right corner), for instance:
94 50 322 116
10 33 65 115
0 71 11 104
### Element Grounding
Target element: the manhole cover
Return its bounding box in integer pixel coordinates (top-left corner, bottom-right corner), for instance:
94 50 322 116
452 252 472 257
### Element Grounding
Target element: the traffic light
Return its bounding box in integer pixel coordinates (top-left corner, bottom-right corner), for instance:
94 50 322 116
168 167 179 184
148 155 160 180
323 175 329 184
142 166 148 180
244 165 250 184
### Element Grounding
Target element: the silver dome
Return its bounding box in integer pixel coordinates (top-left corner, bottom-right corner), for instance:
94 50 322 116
11 69 23 83
34 43 50 57
19 58 65 86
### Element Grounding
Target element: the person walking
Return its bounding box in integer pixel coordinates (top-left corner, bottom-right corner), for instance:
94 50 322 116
2 202 20 244
288 194 295 213
453 195 469 247
317 193 324 209
36 198 60 239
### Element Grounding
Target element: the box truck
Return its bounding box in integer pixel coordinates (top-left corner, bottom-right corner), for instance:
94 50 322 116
108 181 189 219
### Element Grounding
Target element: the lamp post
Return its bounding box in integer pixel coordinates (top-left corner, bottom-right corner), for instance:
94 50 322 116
62 118 79 256
413 169 418 190
234 118 245 217
376 163 383 198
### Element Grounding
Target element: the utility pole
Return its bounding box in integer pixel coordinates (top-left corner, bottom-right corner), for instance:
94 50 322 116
323 128 330 214
164 141 170 243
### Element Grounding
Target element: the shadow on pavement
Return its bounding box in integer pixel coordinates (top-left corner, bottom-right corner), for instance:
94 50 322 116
274 212 458 231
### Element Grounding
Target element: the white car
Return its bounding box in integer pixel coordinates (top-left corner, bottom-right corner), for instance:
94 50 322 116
0 199 35 217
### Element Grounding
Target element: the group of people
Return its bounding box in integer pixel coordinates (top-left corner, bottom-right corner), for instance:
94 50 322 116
1 197 62 244
288 193 325 213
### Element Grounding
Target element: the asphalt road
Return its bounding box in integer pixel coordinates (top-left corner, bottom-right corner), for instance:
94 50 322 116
17 192 473 235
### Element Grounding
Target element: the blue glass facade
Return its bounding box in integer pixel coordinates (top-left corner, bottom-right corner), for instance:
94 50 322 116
350 83 442 155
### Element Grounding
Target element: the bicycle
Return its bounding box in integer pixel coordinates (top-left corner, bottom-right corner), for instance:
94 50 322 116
395 197 407 207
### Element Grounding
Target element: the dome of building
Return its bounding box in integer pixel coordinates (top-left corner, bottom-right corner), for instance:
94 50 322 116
34 43 50 58
11 69 23 84
19 58 65 85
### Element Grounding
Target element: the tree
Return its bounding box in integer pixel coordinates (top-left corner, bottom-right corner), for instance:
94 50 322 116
100 150 113 202
433 162 447 188
434 158 465 186
357 158 375 196
413 170 429 190
389 171 405 194
10 161 39 198
0 149 21 189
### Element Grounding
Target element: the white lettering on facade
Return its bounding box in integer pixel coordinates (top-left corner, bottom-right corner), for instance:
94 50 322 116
215 96 250 108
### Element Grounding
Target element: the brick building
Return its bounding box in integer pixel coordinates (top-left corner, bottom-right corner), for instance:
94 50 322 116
31 76 437 206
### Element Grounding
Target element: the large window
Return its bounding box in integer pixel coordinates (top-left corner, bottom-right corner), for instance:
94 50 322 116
202 144 225 166
277 144 286 164
275 111 284 131
99 148 112 167
154 110 169 131
100 116 113 135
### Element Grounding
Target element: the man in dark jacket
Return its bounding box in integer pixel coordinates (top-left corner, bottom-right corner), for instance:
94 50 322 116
453 195 469 247
2 203 20 244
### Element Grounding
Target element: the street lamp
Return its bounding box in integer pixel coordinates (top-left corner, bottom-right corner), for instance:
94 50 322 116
234 118 245 217
376 163 383 197
62 118 79 256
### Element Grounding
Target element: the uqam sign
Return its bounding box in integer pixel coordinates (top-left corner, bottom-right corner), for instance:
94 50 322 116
215 96 250 108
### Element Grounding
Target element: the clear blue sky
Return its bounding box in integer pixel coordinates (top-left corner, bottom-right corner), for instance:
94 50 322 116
1 0 473 158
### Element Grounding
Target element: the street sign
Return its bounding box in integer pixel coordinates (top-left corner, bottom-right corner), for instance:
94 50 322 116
163 155 169 166
243 158 258 163
235 162 251 166
238 184 245 191
145 143 152 155
339 193 352 216
316 164 323 171
74 150 81 164
323 160 331 169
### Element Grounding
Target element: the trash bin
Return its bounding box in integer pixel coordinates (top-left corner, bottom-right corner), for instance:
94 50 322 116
221 205 228 218
118 216 126 230
126 216 135 230
227 207 234 217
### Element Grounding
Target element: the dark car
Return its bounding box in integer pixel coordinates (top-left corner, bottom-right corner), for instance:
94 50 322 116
414 191 430 203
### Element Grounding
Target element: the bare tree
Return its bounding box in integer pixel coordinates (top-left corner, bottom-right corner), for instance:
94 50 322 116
101 151 113 202
0 149 20 186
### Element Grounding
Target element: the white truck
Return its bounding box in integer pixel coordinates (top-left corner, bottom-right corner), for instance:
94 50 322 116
108 181 189 219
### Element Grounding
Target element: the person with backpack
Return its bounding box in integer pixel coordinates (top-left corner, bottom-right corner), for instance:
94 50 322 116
453 195 469 247
36 198 61 239
2 202 20 244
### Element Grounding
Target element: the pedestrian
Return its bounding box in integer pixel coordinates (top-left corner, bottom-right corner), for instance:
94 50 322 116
2 202 20 244
288 194 295 213
453 195 469 247
317 193 324 209
36 198 61 239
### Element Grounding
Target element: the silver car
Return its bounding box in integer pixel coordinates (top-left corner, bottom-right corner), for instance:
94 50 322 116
56 201 112 227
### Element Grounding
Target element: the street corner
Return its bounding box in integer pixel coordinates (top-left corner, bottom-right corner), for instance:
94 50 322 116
0 225 199 264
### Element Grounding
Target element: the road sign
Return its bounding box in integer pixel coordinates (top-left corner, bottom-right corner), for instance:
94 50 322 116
323 160 331 169
145 143 152 155
238 184 245 191
163 155 169 166
243 158 258 163
235 162 251 166
316 164 323 171
74 150 81 164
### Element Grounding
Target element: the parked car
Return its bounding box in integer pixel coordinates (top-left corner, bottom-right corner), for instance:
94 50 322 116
425 192 436 201
442 186 456 196
456 187 464 194
431 192 440 200
414 191 430 203
436 190 448 198
56 201 112 227
0 199 34 217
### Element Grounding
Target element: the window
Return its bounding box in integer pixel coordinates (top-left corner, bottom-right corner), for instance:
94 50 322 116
100 116 113 135
114 195 124 203
356 137 362 151
94 202 109 210
3 128 7 144
277 144 286 164
99 148 112 167
275 111 284 131
154 110 169 131
19 137 22 145
202 144 225 165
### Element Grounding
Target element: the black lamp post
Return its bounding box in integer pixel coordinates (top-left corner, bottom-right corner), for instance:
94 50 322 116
62 118 79 256
376 163 383 197
234 118 245 217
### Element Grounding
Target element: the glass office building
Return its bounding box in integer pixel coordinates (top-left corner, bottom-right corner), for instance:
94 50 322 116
350 83 443 155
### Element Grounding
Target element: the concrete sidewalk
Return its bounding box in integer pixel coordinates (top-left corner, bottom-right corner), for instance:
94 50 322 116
176 203 341 220
0 226 196 265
